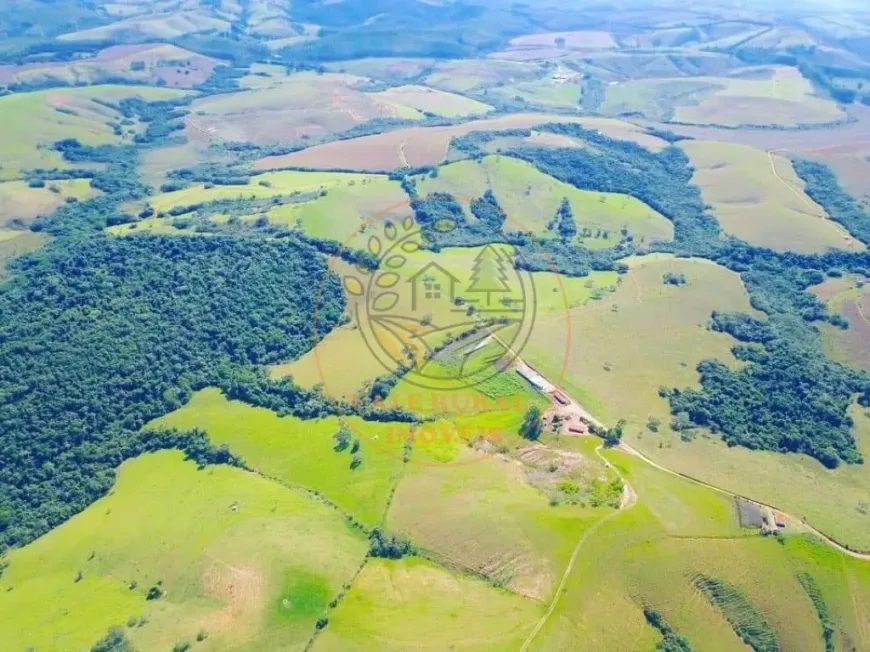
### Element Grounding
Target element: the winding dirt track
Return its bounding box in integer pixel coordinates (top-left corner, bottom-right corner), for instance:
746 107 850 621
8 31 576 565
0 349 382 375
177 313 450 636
515 354 870 651
518 444 635 652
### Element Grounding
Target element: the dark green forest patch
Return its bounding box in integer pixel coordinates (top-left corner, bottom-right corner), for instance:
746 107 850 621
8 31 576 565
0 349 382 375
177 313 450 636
0 234 344 549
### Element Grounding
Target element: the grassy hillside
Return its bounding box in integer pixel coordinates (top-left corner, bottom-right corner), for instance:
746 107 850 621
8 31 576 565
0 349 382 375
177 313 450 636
187 71 423 146
601 66 845 127
0 85 186 177
0 178 95 227
0 44 221 89
0 451 368 652
682 140 864 253
524 444 870 651
253 114 665 172
523 255 756 430
147 389 408 527
412 154 673 245
367 84 493 118
313 557 541 651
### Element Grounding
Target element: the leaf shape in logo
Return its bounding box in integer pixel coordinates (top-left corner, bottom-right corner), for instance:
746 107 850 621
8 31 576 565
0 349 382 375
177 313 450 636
402 215 415 231
343 276 364 296
384 221 397 240
375 272 400 288
385 255 406 269
372 292 399 312
401 241 420 254
368 236 382 257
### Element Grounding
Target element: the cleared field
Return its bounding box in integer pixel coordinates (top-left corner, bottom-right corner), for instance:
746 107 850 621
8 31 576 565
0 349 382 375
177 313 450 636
253 114 669 172
506 30 617 51
276 258 618 399
325 58 435 82
187 71 423 145
0 450 368 652
425 59 544 93
143 169 393 212
568 50 737 83
132 169 408 243
388 443 610 600
676 66 845 127
0 85 186 176
681 140 864 253
0 231 46 276
488 66 583 109
739 26 819 49
602 66 846 127
813 275 870 373
523 255 755 431
366 84 493 117
313 557 541 651
626 403 870 553
147 388 408 526
0 44 221 88
58 10 229 41
138 140 230 188
0 178 95 228
526 444 870 651
412 154 673 244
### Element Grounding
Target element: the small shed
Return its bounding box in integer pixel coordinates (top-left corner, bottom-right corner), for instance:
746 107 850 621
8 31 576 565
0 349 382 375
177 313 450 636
773 511 786 528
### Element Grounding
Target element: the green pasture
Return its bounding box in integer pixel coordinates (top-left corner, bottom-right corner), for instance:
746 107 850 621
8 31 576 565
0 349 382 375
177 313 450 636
188 72 423 145
682 139 863 253
367 84 493 117
144 170 383 213
389 443 609 600
324 58 436 83
601 65 844 127
313 557 542 651
273 251 618 400
0 85 185 176
525 444 870 651
523 254 755 427
490 76 583 109
0 231 47 276
424 59 544 93
630 399 870 553
0 450 367 652
0 178 95 227
147 388 409 526
57 10 230 41
413 155 673 244
813 274 870 373
137 170 407 244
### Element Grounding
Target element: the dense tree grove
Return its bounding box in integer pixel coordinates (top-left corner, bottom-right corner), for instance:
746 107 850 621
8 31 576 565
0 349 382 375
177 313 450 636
793 159 870 245
0 235 345 548
643 608 693 652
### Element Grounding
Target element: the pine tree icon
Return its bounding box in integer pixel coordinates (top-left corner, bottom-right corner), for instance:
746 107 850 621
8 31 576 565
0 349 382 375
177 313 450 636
467 245 511 307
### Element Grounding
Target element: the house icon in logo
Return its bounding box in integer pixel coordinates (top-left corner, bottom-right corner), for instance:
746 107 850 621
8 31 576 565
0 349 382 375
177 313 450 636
407 261 460 312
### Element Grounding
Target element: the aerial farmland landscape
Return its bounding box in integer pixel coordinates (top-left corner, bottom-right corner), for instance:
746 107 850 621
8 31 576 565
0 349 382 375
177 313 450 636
2 0 870 650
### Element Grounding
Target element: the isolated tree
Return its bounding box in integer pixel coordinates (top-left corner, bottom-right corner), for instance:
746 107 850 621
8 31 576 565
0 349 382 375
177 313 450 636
91 627 134 652
520 406 543 441
467 245 511 306
604 418 626 448
555 198 577 240
333 422 352 452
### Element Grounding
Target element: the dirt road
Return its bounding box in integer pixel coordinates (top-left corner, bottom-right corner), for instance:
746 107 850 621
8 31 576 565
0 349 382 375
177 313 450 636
517 351 870 562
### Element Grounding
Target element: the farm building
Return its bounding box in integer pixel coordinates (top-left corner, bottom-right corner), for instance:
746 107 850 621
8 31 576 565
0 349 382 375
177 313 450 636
773 511 787 528
551 390 570 406
515 361 554 393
